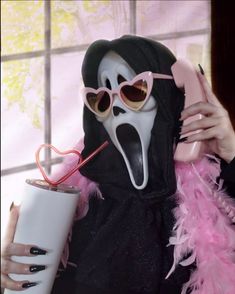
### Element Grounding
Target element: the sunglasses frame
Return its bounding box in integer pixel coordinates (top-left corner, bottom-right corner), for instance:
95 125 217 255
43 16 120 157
82 71 173 118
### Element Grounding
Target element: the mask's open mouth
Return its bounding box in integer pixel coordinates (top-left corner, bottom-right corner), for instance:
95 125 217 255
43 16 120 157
116 124 144 187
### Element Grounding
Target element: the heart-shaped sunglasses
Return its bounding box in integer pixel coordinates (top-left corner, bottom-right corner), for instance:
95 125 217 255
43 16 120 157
83 71 173 117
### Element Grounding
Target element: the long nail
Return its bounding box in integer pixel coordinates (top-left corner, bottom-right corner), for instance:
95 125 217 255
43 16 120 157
178 136 188 143
30 247 47 255
9 201 14 211
29 265 46 273
198 64 204 75
22 282 37 288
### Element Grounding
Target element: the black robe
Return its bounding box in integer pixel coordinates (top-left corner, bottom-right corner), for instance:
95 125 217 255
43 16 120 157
51 158 235 294
51 36 235 294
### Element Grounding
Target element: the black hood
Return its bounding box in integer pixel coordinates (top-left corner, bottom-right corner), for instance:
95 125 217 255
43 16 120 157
79 35 185 199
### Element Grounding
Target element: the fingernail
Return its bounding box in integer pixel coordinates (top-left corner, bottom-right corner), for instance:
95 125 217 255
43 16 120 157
9 201 14 211
198 64 204 75
178 136 188 143
30 247 47 255
22 282 37 288
29 265 46 272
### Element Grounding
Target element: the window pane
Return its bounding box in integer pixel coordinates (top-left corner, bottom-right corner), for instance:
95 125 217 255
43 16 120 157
1 0 44 55
1 58 44 169
162 34 211 78
51 0 130 48
136 0 210 36
51 52 85 152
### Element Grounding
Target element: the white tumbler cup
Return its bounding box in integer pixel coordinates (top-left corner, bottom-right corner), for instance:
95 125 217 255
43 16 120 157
4 179 80 294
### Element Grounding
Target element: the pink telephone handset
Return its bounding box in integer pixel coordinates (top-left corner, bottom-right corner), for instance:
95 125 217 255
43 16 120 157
172 59 207 162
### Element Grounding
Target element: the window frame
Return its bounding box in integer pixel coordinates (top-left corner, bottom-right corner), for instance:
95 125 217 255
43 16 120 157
1 0 210 178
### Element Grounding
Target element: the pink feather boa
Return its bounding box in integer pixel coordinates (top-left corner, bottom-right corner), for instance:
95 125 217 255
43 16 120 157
54 140 235 292
167 156 235 294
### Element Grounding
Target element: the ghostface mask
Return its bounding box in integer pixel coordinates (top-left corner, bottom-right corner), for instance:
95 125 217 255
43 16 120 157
83 51 174 190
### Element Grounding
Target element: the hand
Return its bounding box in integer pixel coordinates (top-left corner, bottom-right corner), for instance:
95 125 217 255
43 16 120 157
180 71 235 163
1 204 47 291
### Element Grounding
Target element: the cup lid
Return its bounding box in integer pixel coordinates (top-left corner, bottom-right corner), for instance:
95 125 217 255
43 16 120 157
26 179 80 194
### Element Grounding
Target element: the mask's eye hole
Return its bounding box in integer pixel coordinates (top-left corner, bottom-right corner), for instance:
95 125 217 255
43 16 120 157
117 74 126 85
105 79 111 90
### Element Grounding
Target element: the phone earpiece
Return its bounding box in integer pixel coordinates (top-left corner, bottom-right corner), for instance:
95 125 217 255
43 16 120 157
172 59 207 162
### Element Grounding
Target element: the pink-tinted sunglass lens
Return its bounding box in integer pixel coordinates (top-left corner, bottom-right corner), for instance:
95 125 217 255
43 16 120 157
121 80 148 103
87 91 111 114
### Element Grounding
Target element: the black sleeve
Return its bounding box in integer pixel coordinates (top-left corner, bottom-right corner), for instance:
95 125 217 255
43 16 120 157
220 156 235 198
51 195 100 294
51 262 77 294
50 220 81 294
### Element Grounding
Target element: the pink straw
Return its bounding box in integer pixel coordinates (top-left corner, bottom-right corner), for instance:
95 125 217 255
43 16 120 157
35 141 109 186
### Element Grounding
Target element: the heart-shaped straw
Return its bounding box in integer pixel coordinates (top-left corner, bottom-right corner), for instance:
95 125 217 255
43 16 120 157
35 141 109 186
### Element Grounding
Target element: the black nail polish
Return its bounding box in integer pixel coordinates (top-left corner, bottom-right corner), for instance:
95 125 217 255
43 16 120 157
178 136 188 143
198 64 204 75
30 247 47 255
22 282 37 288
30 265 46 272
9 201 14 211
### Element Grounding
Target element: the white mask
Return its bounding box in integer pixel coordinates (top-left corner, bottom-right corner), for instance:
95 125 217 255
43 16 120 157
96 51 157 190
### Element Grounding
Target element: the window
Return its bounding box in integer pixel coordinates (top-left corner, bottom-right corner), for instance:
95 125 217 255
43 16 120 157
1 0 210 236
